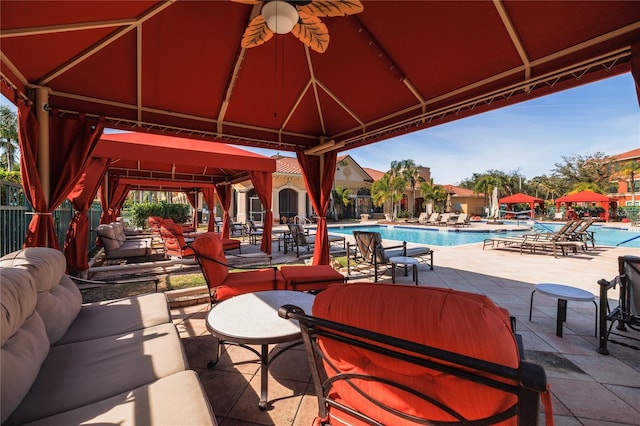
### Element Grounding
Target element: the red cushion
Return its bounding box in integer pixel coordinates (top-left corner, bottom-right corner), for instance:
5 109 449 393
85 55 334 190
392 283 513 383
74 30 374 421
192 233 229 288
279 265 344 292
221 238 240 251
215 269 286 302
312 283 519 424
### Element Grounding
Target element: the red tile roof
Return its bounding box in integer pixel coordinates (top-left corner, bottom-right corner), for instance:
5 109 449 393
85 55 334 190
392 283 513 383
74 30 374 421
611 148 640 161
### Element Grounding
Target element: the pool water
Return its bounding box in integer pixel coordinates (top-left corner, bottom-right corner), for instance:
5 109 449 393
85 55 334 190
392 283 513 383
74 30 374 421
328 223 640 248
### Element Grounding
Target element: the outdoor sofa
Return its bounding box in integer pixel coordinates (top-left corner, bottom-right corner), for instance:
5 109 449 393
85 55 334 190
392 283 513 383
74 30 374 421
0 247 216 425
96 222 154 261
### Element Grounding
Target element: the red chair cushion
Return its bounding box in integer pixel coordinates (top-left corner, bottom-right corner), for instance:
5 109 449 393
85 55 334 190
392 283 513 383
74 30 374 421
192 233 229 288
312 283 519 425
214 269 286 302
279 265 344 292
220 237 240 251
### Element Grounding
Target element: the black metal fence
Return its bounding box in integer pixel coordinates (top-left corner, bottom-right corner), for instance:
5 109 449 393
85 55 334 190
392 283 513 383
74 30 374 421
0 180 102 257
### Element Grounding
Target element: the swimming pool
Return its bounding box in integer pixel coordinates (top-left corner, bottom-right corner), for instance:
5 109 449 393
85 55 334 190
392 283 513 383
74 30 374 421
328 223 640 248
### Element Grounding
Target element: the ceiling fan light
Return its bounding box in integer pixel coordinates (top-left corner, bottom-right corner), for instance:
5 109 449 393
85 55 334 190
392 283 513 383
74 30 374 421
262 1 298 34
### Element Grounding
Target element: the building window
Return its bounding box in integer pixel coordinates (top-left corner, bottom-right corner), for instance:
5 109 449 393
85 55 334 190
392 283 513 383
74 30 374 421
279 189 298 221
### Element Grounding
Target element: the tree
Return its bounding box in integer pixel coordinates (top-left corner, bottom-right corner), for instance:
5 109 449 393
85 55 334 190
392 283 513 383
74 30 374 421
0 105 19 172
619 160 640 206
332 185 352 219
371 174 392 216
419 179 447 213
552 152 613 191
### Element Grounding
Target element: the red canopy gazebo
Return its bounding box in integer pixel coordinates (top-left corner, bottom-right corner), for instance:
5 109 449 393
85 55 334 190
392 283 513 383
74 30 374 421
64 132 276 272
2 1 639 265
555 190 615 221
498 193 544 219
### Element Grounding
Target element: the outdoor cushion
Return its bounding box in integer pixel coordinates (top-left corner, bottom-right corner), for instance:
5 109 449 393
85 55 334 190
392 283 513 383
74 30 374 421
0 247 82 344
0 268 50 424
192 232 284 302
160 219 194 257
21 370 217 426
55 293 171 345
5 322 189 425
279 265 345 292
214 269 286 302
312 283 519 424
96 224 122 252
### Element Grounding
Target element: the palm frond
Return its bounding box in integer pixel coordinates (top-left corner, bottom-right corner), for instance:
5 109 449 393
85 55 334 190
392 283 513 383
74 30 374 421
291 11 329 53
298 0 363 17
241 15 274 48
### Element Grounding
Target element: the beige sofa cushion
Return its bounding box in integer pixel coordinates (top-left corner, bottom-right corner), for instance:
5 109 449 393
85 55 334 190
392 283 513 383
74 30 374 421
56 293 171 345
96 224 122 252
0 248 82 343
22 370 217 426
1 268 50 423
111 221 127 243
6 322 189 425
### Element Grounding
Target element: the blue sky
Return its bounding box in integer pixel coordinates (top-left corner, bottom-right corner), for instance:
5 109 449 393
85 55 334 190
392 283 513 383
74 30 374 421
2 73 638 185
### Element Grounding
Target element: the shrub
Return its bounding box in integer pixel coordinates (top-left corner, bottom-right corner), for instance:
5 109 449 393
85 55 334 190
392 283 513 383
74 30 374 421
129 202 190 228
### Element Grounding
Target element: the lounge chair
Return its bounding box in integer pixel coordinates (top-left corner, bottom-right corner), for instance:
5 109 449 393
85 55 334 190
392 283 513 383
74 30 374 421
597 255 640 354
286 223 345 257
451 213 470 227
418 212 435 224
436 213 452 226
425 212 440 225
571 219 596 249
278 283 552 425
96 223 153 262
347 231 433 281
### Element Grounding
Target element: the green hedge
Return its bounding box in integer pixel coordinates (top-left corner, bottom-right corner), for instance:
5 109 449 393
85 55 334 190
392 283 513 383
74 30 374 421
129 202 190 228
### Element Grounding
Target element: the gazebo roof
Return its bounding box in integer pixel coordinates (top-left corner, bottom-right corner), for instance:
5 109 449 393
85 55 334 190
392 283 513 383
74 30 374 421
94 132 276 190
556 190 613 203
499 193 543 204
2 1 638 154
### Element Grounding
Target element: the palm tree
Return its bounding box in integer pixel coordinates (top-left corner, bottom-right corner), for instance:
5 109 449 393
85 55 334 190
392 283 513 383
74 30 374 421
332 185 352 219
0 105 19 171
620 160 640 206
389 159 423 217
473 174 499 217
419 179 447 213
372 174 392 216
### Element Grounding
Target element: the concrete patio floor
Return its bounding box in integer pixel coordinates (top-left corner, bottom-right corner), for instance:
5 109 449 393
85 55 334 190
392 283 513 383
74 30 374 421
171 230 640 425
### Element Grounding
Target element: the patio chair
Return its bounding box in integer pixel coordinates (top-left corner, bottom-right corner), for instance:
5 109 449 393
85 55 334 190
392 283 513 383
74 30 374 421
347 231 433 281
451 212 470 227
245 219 264 245
571 219 596 249
436 212 452 226
159 219 195 259
425 212 440 225
278 283 552 425
191 232 285 304
286 223 346 257
230 219 246 237
597 255 640 354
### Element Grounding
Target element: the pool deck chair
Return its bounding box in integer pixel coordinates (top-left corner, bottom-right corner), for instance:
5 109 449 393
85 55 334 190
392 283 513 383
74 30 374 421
598 255 640 354
279 284 552 425
347 231 433 281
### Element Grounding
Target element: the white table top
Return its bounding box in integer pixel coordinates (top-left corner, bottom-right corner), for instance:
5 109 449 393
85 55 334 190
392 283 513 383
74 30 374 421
389 256 419 265
206 290 315 345
534 283 594 301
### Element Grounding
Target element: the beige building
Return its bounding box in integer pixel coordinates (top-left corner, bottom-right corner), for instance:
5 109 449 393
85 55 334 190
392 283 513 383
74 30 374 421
232 154 378 224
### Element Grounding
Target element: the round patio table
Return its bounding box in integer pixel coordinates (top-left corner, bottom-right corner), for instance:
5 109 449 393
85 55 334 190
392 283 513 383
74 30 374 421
528 283 597 337
389 256 419 285
206 290 315 410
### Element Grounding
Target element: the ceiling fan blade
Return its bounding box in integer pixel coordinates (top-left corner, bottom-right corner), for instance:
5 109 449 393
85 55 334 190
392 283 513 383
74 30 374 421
241 15 274 48
291 12 329 53
298 0 364 17
230 0 263 4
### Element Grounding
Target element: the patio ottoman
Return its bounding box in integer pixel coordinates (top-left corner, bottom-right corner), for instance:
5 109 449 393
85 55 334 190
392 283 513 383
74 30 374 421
280 265 345 292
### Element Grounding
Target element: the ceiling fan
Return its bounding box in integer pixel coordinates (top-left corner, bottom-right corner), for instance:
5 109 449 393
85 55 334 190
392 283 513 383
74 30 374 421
232 0 364 53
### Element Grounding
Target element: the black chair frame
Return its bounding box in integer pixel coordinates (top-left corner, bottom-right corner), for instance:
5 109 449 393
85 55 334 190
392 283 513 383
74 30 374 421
279 305 548 426
598 255 640 354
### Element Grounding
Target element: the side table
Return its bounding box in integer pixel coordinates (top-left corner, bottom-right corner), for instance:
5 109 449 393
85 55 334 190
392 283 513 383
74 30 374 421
389 256 419 285
529 283 597 337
